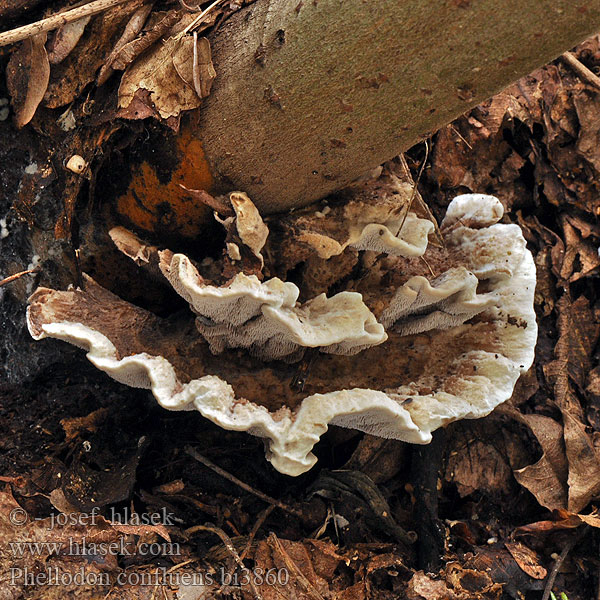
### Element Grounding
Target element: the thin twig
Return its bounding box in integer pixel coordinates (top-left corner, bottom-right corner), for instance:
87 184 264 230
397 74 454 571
561 51 600 91
0 266 40 288
240 504 274 561
185 446 304 519
450 125 472 149
0 0 131 47
541 526 588 600
420 255 436 277
185 523 263 600
398 139 429 235
181 0 226 36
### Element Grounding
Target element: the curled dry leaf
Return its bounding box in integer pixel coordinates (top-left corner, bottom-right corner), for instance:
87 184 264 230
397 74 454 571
246 535 341 600
47 16 91 64
230 191 269 262
118 33 216 119
97 2 153 85
6 33 50 128
515 508 600 536
44 1 144 109
513 414 569 510
504 542 547 580
543 295 599 417
563 410 600 513
110 10 184 72
190 34 216 98
407 571 459 600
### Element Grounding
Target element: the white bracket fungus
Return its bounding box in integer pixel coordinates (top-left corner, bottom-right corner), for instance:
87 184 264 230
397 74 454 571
159 251 386 360
27 190 537 477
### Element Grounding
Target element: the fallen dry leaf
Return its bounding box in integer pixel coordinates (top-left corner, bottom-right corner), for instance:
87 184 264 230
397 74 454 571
44 1 143 108
97 2 154 85
6 33 50 128
47 16 91 64
245 534 340 600
563 410 600 512
465 547 543 597
587 366 600 429
544 295 599 415
515 508 600 535
444 420 529 499
343 436 407 484
60 407 111 442
407 571 459 600
513 414 568 510
189 34 216 98
118 32 215 120
504 542 547 580
110 9 184 72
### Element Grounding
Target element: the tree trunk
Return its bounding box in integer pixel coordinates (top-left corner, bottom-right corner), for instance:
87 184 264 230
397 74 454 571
196 0 600 214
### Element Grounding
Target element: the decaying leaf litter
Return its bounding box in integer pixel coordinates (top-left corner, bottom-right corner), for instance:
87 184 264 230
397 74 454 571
0 1 600 598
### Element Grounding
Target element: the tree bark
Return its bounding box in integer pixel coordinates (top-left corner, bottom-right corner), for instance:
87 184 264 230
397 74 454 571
196 0 600 214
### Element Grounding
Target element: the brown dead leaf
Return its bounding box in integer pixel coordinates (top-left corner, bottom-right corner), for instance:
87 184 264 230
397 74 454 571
575 510 600 528
445 421 526 498
565 213 600 240
573 88 600 173
465 548 543 597
343 436 407 484
544 295 599 416
119 31 215 120
587 366 600 429
44 1 143 108
407 571 458 600
49 488 80 514
515 508 600 536
60 407 110 442
563 410 600 513
97 3 153 85
0 485 121 596
513 414 568 510
557 215 600 282
47 16 91 64
246 534 339 600
6 33 50 128
110 10 184 72
504 542 547 579
62 437 147 511
189 35 216 98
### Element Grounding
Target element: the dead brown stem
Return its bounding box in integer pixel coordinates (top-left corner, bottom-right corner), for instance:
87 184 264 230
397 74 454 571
561 51 600 90
0 0 131 47
185 523 263 600
0 267 40 288
541 526 588 600
240 504 275 561
185 446 304 519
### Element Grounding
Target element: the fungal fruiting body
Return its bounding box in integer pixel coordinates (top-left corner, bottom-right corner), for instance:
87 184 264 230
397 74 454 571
27 166 537 476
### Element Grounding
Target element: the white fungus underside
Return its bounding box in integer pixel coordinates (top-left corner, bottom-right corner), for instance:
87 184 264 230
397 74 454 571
162 257 387 359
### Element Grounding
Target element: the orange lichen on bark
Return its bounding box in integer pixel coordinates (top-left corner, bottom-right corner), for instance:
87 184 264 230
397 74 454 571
116 128 214 237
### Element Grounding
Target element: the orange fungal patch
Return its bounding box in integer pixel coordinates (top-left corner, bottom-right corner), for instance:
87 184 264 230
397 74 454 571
116 128 214 238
